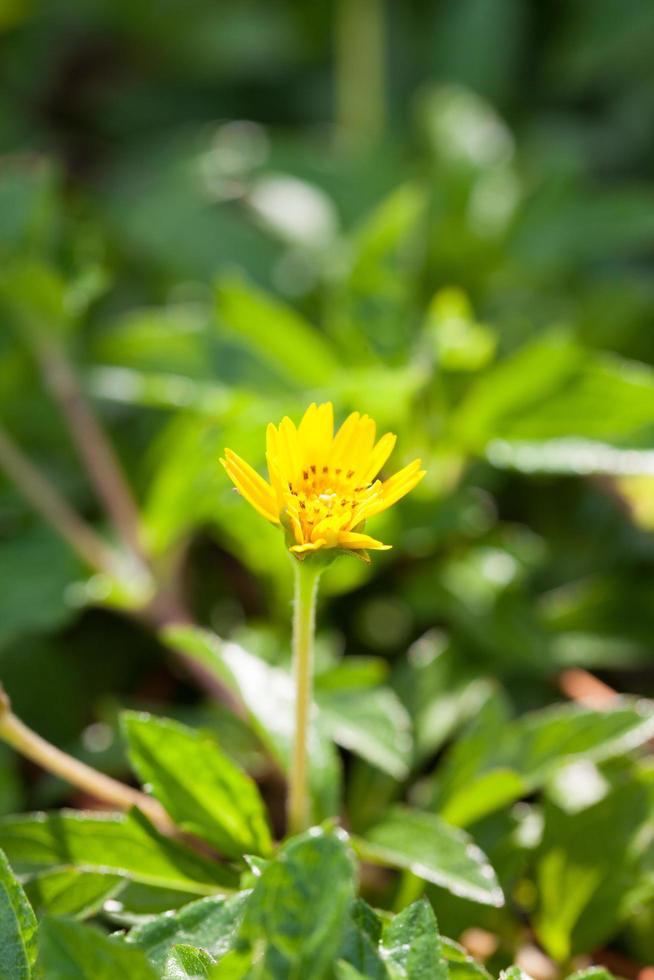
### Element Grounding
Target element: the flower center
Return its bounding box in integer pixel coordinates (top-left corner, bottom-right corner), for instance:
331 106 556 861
285 464 379 543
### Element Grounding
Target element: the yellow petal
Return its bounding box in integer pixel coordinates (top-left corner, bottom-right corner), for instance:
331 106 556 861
298 402 334 468
348 416 376 474
221 450 280 523
363 459 425 518
330 411 359 465
277 416 302 487
361 431 397 484
312 510 352 545
265 424 286 507
283 496 306 544
330 412 376 474
290 539 327 554
338 531 391 551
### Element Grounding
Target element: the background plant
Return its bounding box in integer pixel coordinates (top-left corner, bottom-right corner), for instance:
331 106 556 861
1 0 654 977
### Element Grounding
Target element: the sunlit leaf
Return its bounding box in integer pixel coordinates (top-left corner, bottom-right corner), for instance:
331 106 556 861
355 807 504 907
0 846 37 980
123 712 272 858
238 825 356 978
0 809 237 895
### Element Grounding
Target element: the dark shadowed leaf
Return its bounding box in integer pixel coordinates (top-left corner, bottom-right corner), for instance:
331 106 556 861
337 899 389 980
38 917 157 979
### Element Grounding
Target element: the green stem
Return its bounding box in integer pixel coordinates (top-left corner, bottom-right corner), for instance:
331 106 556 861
287 560 322 835
335 0 386 148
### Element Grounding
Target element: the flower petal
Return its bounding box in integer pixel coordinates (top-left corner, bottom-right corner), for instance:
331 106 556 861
277 416 302 488
338 531 391 551
298 402 334 468
290 539 327 554
265 424 286 508
221 449 280 523
330 411 360 465
362 459 425 518
330 412 376 475
361 431 397 484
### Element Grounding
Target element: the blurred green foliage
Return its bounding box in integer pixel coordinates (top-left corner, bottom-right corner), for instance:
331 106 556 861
1 0 654 974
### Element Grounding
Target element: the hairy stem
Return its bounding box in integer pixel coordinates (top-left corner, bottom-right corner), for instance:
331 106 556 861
0 686 174 834
287 560 322 835
0 423 124 577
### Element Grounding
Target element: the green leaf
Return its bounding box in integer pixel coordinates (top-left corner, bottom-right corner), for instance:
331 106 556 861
0 809 237 895
438 770 525 828
381 899 448 980
93 305 211 376
315 657 389 692
337 900 389 980
238 825 356 979
38 917 157 980
394 631 494 767
207 947 251 978
127 893 249 970
0 527 81 648
350 898 383 946
441 936 492 980
452 333 584 450
163 944 215 979
0 259 71 340
216 276 340 385
328 184 426 360
317 687 412 779
455 332 654 461
103 881 201 917
335 964 371 980
164 626 341 822
499 970 534 980
426 287 496 373
122 712 272 858
24 868 126 919
434 701 654 827
355 807 504 907
535 776 654 962
0 845 37 980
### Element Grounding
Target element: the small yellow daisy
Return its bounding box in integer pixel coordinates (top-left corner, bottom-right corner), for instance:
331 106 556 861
221 402 425 559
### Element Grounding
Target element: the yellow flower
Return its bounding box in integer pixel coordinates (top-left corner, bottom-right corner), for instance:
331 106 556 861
221 402 425 559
